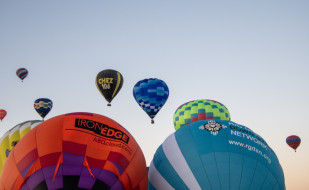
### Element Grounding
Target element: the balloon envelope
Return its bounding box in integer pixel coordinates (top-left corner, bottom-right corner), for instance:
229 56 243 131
173 99 231 130
95 69 123 106
286 135 301 151
133 78 169 123
16 68 28 81
149 120 285 190
0 112 148 190
0 110 7 121
34 98 53 119
0 120 42 175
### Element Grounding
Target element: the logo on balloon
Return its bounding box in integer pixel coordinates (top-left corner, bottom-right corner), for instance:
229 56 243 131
199 120 227 135
98 77 114 89
75 118 130 144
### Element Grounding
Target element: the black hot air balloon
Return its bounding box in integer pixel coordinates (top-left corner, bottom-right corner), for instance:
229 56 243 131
95 69 123 106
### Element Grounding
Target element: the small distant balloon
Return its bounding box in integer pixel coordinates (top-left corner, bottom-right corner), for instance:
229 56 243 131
34 98 53 120
95 69 123 106
16 68 28 82
0 109 7 121
133 78 169 124
286 135 301 152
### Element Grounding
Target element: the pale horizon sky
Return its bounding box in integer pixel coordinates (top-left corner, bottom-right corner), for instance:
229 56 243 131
1 1 308 189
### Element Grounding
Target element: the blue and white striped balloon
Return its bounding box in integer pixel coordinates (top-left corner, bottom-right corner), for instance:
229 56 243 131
149 120 285 190
133 78 169 124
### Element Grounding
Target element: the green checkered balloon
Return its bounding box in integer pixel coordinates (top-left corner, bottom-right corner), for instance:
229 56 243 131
173 99 231 130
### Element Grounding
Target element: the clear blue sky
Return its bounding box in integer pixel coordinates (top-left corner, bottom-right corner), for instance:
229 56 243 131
1 1 308 189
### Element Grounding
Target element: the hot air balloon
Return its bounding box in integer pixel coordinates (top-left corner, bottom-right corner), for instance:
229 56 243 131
0 110 7 122
0 112 148 189
0 120 42 174
286 135 301 152
95 69 123 106
133 78 169 124
34 98 53 120
173 99 230 130
149 120 285 190
16 68 28 82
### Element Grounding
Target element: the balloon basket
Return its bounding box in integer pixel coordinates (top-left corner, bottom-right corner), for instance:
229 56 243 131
151 120 154 124
107 103 111 106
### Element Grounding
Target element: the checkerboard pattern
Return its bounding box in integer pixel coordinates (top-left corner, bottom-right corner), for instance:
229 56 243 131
133 78 169 119
173 99 230 130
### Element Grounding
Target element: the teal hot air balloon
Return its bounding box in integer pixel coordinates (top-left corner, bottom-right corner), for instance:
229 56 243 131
95 69 123 106
34 98 53 120
149 120 285 190
133 78 169 124
173 99 231 130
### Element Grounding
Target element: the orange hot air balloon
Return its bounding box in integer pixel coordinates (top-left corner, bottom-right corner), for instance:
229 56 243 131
0 112 148 190
0 110 7 121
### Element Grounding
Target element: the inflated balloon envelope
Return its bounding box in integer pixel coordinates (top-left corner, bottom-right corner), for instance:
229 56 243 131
0 120 42 175
149 120 285 190
0 112 148 190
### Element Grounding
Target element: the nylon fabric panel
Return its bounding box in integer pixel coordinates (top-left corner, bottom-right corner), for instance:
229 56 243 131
162 132 201 190
148 181 156 190
192 121 230 190
261 171 277 189
175 126 212 189
151 145 188 189
229 152 243 190
239 156 258 189
214 152 230 189
36 116 63 157
248 162 268 190
148 161 174 190
123 147 148 189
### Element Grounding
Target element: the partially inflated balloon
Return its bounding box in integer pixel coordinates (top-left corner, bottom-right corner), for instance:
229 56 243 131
34 98 53 120
173 99 230 130
0 120 42 175
286 135 301 152
0 112 148 189
149 120 285 190
95 69 123 106
133 78 169 124
16 68 28 82
0 110 6 121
